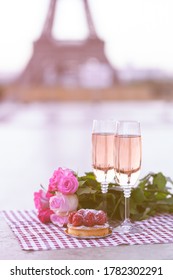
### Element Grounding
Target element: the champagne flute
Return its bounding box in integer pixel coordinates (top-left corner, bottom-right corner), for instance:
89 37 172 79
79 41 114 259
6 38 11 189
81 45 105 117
114 121 142 233
92 120 116 194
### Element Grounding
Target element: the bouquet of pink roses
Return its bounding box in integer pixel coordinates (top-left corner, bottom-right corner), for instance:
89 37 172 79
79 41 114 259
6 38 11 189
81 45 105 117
34 167 79 227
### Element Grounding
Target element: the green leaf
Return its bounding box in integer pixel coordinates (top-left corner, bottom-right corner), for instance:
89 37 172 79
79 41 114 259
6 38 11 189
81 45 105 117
78 180 87 187
77 186 97 196
77 171 173 221
132 188 145 203
155 192 168 200
153 172 167 190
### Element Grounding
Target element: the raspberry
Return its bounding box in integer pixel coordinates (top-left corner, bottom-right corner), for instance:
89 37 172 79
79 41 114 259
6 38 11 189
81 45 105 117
77 209 85 216
95 210 107 225
83 210 95 227
68 211 76 224
72 213 83 226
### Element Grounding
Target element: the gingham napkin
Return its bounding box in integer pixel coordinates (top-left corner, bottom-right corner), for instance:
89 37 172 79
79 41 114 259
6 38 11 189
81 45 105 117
1 210 173 251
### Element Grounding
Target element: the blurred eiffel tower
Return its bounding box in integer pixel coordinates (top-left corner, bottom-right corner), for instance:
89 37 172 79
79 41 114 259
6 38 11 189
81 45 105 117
18 0 118 88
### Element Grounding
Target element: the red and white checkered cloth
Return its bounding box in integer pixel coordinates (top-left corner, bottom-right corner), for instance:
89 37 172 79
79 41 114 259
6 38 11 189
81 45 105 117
1 210 173 251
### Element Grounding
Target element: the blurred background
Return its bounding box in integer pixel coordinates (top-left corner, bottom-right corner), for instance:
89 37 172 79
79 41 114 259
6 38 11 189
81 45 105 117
1 0 173 210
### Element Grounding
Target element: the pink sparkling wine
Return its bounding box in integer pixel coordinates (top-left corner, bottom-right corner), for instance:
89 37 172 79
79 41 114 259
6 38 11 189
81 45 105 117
114 135 142 186
92 133 115 183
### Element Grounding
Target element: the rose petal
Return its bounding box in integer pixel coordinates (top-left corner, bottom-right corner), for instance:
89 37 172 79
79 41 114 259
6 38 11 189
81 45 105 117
49 193 78 213
38 209 54 224
50 214 68 227
34 189 49 211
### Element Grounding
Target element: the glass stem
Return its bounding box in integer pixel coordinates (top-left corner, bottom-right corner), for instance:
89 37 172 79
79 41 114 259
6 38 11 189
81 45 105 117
123 187 131 224
101 183 108 194
101 183 108 212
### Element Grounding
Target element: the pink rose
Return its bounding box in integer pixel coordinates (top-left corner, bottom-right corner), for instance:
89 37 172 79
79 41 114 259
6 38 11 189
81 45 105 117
34 168 79 225
48 167 64 193
50 214 68 227
48 167 79 195
38 209 54 224
49 192 78 214
58 175 79 195
34 189 49 211
34 189 54 223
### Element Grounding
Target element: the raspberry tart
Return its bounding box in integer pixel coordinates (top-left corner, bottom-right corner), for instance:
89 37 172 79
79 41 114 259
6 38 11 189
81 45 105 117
66 209 110 237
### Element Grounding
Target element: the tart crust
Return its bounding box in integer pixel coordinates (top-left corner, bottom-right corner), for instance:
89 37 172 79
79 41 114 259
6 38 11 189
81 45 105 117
67 224 109 237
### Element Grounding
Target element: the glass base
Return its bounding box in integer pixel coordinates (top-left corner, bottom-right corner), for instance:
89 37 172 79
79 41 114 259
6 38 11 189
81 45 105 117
112 219 142 234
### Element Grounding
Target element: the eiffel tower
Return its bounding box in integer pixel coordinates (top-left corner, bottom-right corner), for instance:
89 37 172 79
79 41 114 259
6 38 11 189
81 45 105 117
18 0 118 88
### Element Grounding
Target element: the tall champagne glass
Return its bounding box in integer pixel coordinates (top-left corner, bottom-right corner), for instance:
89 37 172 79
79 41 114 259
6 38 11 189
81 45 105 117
92 120 116 194
114 121 142 233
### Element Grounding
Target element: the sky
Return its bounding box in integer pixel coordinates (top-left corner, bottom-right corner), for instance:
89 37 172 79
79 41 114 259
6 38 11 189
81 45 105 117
0 0 173 76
